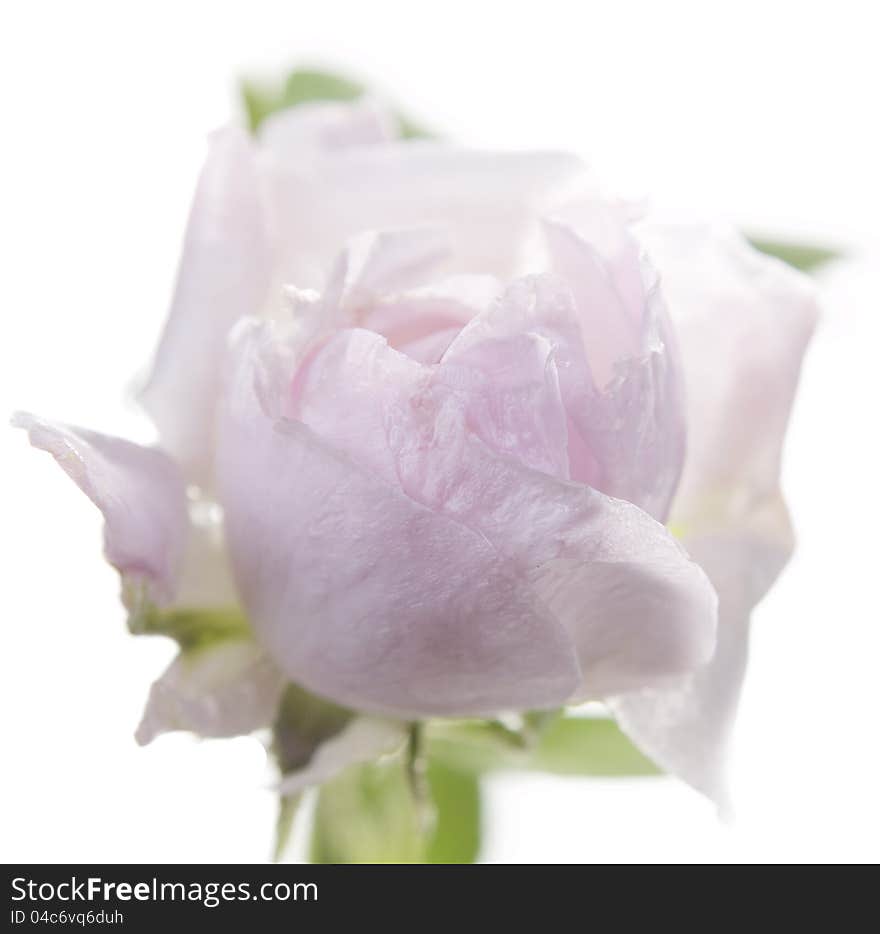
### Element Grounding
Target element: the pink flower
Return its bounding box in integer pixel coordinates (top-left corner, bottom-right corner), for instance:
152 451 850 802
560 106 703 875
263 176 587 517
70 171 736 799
15 101 816 799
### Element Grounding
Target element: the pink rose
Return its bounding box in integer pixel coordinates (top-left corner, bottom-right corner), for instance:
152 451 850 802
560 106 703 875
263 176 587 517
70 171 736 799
15 100 816 801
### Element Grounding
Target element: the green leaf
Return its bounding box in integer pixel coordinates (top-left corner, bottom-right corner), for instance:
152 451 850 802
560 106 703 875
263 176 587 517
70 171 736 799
240 66 434 139
425 759 481 864
241 81 279 134
242 68 365 133
282 69 365 109
429 715 660 777
310 754 425 864
273 793 301 863
748 237 839 272
396 113 433 140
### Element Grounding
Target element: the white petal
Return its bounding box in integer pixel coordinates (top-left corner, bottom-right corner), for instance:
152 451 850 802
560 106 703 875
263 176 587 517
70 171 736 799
613 224 819 801
271 143 592 287
258 98 396 158
610 504 791 807
136 639 285 745
321 227 451 314
138 126 274 484
641 223 818 530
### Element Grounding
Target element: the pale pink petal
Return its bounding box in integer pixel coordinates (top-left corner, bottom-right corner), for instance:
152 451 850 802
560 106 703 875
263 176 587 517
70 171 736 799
136 639 286 745
291 329 717 700
138 127 274 484
13 412 187 604
397 326 463 365
640 224 818 527
544 216 686 520
270 143 592 288
258 98 396 158
543 212 643 385
321 227 451 314
216 329 583 717
610 504 791 805
406 430 718 697
438 333 571 479
443 274 594 481
260 229 456 382
295 324 570 480
613 224 819 801
444 264 685 521
348 269 499 362
13 413 242 615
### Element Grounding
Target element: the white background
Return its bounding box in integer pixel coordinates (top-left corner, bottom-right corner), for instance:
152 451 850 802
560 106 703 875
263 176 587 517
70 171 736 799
1 0 878 863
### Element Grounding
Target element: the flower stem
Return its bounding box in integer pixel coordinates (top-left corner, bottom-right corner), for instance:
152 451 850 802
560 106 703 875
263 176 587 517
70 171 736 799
406 722 433 836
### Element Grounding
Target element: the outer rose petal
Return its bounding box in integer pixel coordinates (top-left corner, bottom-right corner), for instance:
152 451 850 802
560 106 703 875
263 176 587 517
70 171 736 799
277 719 407 795
217 326 584 717
14 414 265 744
610 505 790 805
269 143 592 289
640 224 818 525
13 412 187 604
258 98 396 158
138 127 274 484
291 327 717 701
612 224 819 802
135 639 286 745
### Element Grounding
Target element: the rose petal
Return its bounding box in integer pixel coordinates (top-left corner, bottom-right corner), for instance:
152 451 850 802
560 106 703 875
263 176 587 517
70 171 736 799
443 274 591 479
258 98 396 158
323 227 451 311
641 223 818 529
138 127 274 484
13 412 187 604
135 639 286 745
543 216 686 520
609 507 790 806
365 274 501 362
271 143 592 288
216 328 584 717
291 328 717 701
612 224 819 801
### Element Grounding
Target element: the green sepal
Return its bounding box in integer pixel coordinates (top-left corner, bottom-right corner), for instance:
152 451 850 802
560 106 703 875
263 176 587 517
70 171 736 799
270 683 359 861
126 599 251 653
272 682 353 775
